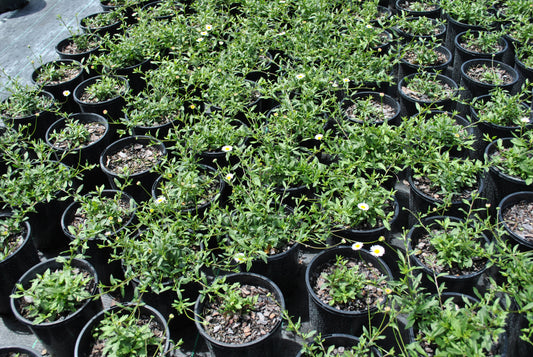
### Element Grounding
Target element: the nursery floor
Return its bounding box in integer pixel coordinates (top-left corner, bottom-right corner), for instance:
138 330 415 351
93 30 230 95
0 0 102 92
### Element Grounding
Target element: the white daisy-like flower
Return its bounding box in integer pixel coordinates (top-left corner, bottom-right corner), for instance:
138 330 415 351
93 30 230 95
366 24 373 29
342 78 350 83
351 242 363 251
221 145 233 152
521 117 530 123
332 82 339 88
315 133 324 140
63 90 71 97
205 24 212 31
357 202 370 211
155 196 166 204
370 244 385 257
296 73 305 79
225 173 234 181
234 252 246 263
196 37 204 42
200 31 208 36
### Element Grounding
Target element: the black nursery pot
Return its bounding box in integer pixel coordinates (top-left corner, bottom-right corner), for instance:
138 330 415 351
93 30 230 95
246 242 300 297
0 212 39 315
468 94 531 160
444 12 488 53
109 57 152 95
26 161 77 253
10 257 103 357
0 346 41 357
514 54 533 90
73 75 129 121
61 189 137 286
407 169 486 222
398 45 452 79
74 304 171 357
295 333 382 357
45 113 113 190
152 163 228 217
415 110 475 159
305 247 392 336
407 215 490 294
498 191 533 251
340 91 401 126
31 59 85 114
100 135 167 203
452 31 509 83
1 90 56 141
398 74 458 117
395 0 442 19
79 12 122 37
195 272 285 357
55 34 101 63
331 197 400 244
460 59 520 99
394 17 447 44
484 138 533 211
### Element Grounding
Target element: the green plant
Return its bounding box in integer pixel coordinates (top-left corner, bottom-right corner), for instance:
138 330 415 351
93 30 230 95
413 217 489 272
0 159 79 216
67 187 136 243
81 10 121 30
217 185 324 268
406 293 507 357
318 174 397 231
0 214 26 261
92 305 166 357
401 110 475 156
470 87 530 126
33 60 82 86
11 258 94 324
488 134 533 185
400 39 444 66
397 0 439 12
319 254 388 309
440 0 495 27
47 118 93 150
411 152 485 203
402 72 455 102
394 15 444 37
57 14 100 54
0 80 55 119
516 43 533 68
343 92 395 124
153 158 221 212
459 30 503 54
82 76 127 102
201 278 258 316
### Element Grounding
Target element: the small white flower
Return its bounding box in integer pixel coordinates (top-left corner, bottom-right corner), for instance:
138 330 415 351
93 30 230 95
234 253 246 263
366 24 373 29
521 117 530 123
357 202 370 211
315 133 324 140
221 145 233 152
370 245 385 257
205 24 212 31
296 73 305 80
155 196 166 204
342 78 350 83
62 90 71 97
196 37 204 42
332 82 339 88
225 173 234 181
200 31 208 36
351 242 363 251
